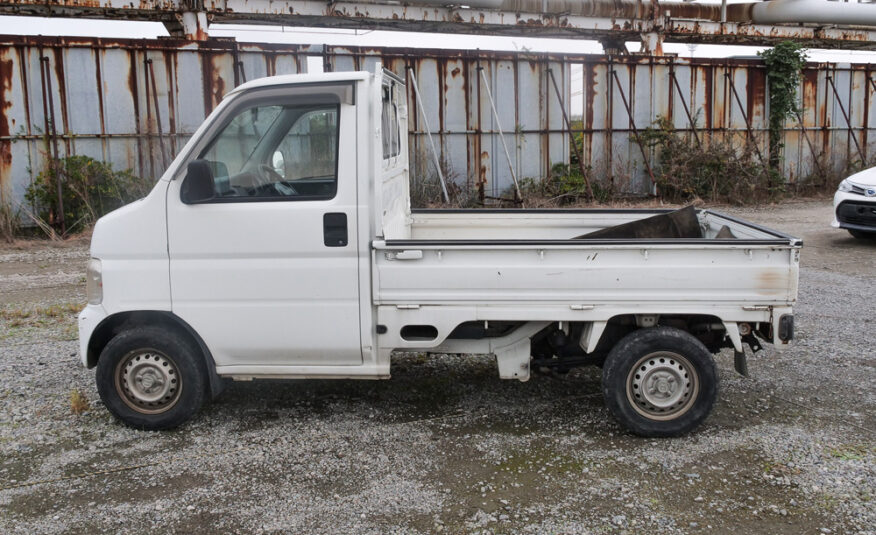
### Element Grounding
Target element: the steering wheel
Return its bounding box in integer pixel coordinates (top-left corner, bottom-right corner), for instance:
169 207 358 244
255 164 298 196
256 164 284 186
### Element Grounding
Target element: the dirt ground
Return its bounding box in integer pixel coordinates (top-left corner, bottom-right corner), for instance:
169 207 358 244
0 199 874 534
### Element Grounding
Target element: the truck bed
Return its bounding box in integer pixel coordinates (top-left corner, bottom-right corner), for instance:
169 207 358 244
374 209 801 306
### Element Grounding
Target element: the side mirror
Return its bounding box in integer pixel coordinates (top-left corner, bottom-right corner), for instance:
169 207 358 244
181 160 215 204
271 150 286 178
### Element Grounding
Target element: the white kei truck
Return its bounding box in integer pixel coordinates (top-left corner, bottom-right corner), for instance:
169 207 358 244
78 67 801 437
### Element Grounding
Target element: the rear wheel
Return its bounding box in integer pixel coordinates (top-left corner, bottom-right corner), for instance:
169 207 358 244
96 327 208 430
848 229 876 240
602 326 717 437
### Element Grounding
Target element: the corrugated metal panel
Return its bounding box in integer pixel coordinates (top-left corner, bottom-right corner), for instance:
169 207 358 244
1 35 874 213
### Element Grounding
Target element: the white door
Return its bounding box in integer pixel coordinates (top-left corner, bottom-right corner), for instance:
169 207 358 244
166 90 361 368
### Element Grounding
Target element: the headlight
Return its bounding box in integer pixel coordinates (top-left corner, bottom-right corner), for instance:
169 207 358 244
86 259 102 305
837 179 853 193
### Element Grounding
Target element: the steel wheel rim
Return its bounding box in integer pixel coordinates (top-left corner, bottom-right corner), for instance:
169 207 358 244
114 349 182 415
626 351 699 421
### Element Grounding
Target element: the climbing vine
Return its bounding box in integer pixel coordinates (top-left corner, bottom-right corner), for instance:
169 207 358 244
758 41 808 179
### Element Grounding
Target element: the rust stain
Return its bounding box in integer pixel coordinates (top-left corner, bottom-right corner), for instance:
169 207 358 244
479 150 489 190
0 51 13 188
127 49 145 178
50 47 71 155
747 66 766 126
756 269 789 296
266 53 277 77
463 58 473 189
802 69 818 125
821 70 831 156
93 48 107 162
585 61 597 162
201 52 226 116
189 26 209 42
437 58 445 139
163 50 177 140
15 46 32 145
707 65 717 131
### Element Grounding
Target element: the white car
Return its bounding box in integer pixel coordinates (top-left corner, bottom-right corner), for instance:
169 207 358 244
833 167 876 239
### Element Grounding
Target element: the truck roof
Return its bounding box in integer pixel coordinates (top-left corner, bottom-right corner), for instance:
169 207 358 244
227 71 371 97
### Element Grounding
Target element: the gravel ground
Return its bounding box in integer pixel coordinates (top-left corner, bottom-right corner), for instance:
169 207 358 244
1 199 874 534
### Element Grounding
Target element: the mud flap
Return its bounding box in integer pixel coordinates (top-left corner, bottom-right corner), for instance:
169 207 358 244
494 338 531 382
734 349 749 377
734 334 763 377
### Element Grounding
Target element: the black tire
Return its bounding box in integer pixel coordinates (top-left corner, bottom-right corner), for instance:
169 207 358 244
96 326 208 430
848 229 876 240
602 326 717 438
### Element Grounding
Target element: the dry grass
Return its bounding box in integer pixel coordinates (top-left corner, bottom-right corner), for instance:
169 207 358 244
0 302 83 328
70 389 90 415
0 199 19 244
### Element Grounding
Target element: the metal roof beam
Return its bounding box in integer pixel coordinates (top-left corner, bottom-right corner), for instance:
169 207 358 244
1 0 876 49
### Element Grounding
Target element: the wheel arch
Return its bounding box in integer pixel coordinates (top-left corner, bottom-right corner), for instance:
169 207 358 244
584 313 736 355
86 310 224 399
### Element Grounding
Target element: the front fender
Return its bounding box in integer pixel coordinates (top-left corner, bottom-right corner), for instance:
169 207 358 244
78 304 109 367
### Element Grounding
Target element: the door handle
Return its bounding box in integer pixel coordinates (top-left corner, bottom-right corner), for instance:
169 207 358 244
394 250 423 260
323 212 348 247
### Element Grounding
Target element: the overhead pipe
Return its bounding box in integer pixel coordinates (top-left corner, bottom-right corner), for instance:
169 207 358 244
369 0 876 28
408 0 724 19
734 0 876 27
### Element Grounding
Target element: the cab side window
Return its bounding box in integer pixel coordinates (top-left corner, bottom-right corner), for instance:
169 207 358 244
202 105 284 178
381 86 400 160
190 103 340 202
275 109 338 181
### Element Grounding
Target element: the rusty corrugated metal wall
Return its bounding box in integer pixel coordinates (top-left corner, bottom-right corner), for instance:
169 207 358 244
0 37 310 210
1 35 875 210
327 47 569 199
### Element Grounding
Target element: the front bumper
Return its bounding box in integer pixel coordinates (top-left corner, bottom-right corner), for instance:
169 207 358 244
78 304 108 368
833 191 876 231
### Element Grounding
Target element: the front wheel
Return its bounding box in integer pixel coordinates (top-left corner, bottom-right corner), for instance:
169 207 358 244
96 327 208 430
602 326 717 437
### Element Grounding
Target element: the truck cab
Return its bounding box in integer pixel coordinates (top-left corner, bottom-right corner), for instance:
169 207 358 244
79 67 801 436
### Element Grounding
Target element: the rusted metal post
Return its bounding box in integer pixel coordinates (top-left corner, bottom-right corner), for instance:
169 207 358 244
864 67 871 160
669 61 701 147
546 67 594 201
826 74 867 164
146 59 169 171
610 68 657 190
475 56 485 204
39 55 65 235
607 56 614 188
407 66 450 203
177 11 209 41
477 66 521 202
725 71 768 169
